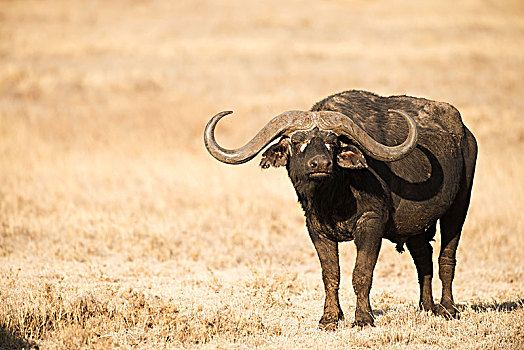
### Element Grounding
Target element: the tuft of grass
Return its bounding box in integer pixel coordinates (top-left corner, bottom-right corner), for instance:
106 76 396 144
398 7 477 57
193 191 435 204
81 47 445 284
0 282 287 348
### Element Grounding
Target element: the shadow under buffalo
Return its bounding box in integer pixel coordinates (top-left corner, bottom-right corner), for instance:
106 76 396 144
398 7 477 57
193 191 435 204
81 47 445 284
461 299 524 313
370 299 524 319
0 325 38 350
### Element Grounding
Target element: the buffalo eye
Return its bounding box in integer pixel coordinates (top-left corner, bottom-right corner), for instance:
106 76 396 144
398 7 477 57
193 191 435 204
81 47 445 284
336 145 368 169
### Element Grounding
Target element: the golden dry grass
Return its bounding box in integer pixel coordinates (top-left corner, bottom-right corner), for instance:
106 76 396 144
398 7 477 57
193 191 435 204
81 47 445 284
1 0 523 348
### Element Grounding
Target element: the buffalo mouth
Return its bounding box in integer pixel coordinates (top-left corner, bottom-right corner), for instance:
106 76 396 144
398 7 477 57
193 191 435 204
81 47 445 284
307 171 333 179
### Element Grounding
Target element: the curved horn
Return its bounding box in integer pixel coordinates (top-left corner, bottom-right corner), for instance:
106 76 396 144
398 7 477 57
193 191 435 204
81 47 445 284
317 109 418 161
204 110 310 164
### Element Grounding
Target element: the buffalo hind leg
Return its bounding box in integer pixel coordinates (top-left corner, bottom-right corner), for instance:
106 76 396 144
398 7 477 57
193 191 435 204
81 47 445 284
406 224 437 313
438 189 470 318
308 228 344 330
352 212 384 327
438 131 477 318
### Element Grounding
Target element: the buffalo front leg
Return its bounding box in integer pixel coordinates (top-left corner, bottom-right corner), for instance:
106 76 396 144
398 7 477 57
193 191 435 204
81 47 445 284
308 227 343 330
352 212 384 327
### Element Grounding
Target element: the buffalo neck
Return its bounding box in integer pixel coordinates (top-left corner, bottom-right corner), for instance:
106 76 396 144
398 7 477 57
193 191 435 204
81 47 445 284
290 171 357 219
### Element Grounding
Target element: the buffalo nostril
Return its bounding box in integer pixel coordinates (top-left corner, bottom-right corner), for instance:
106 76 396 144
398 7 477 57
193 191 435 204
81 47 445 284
308 156 332 170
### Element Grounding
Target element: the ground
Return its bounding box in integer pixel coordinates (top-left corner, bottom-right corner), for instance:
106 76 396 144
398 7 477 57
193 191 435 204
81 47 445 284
0 0 523 348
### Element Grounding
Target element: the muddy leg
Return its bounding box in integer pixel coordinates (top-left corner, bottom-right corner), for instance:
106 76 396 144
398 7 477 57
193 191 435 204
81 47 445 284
438 223 462 318
438 175 474 318
406 226 436 313
309 229 343 330
437 126 477 318
352 212 384 327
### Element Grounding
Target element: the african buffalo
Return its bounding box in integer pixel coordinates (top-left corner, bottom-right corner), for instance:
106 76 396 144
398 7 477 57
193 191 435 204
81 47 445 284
204 90 477 329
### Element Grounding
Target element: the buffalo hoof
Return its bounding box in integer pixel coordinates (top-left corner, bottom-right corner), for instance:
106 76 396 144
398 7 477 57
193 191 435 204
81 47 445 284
419 305 437 316
351 319 374 328
436 304 459 319
352 312 374 328
319 321 339 331
420 300 437 315
318 312 344 331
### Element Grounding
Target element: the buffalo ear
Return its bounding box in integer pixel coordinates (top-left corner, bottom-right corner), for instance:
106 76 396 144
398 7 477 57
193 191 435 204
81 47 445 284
337 144 368 169
260 138 290 169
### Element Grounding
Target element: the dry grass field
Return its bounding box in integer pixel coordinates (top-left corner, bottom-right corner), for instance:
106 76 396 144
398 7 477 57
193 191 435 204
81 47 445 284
1 0 523 348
